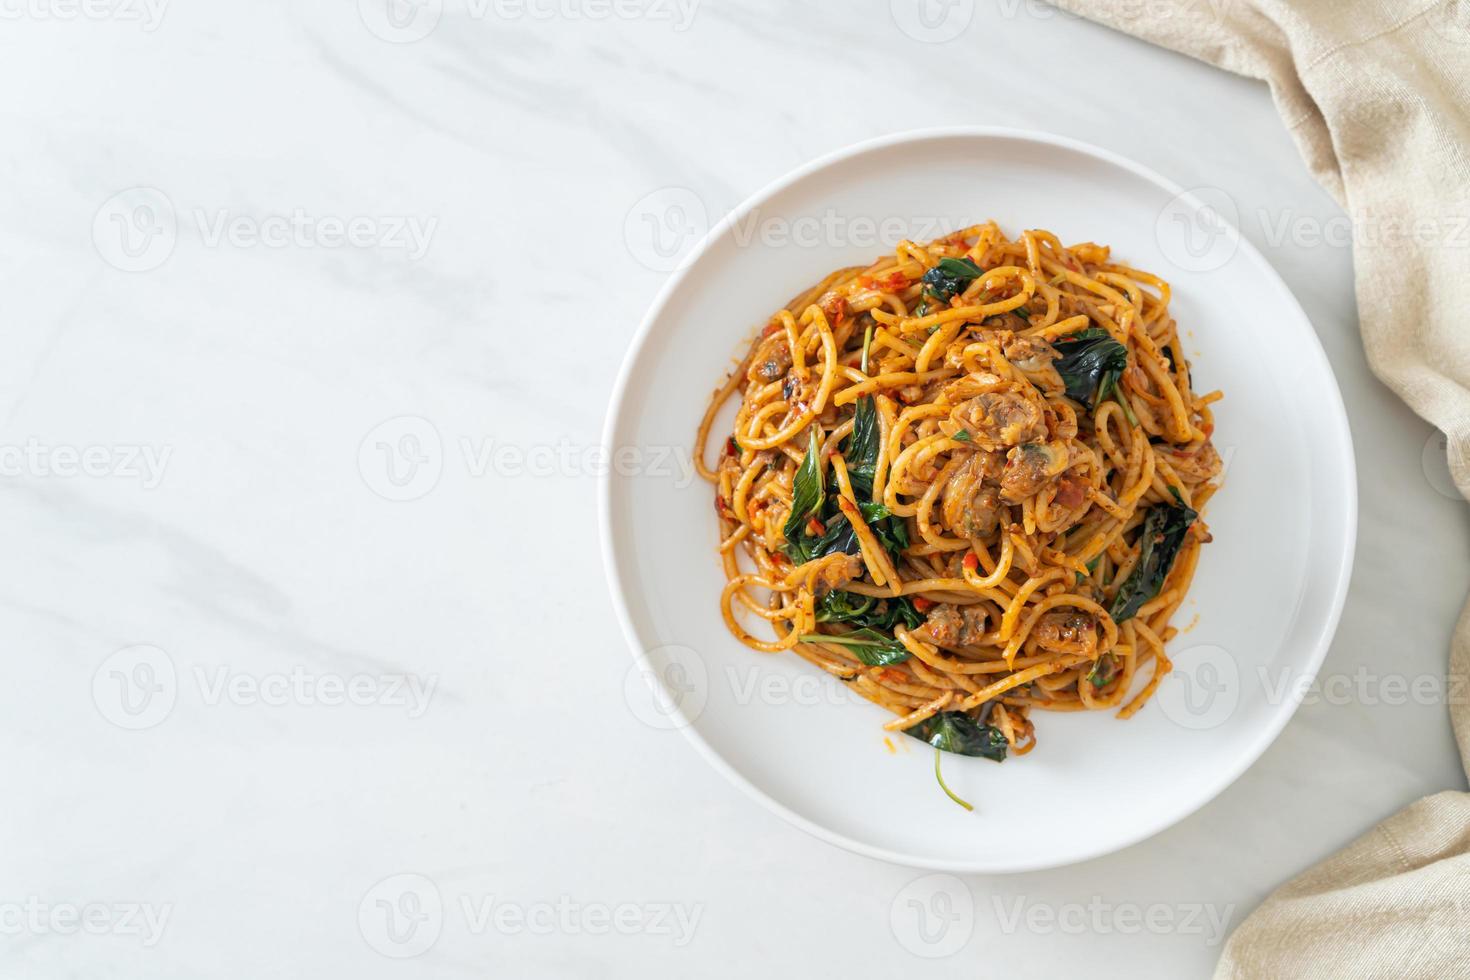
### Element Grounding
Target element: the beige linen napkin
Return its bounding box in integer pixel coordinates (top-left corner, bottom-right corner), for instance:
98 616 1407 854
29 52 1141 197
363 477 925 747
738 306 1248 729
1047 0 1470 975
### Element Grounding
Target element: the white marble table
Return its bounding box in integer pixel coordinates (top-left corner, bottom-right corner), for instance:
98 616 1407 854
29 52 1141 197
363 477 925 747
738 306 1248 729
2 1 1467 977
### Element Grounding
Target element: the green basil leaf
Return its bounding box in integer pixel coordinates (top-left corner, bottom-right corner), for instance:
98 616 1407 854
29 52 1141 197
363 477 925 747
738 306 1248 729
815 591 922 631
799 627 911 666
845 396 881 501
782 429 824 546
921 257 984 301
1107 502 1197 622
1086 653 1119 688
1054 328 1129 408
905 712 1009 760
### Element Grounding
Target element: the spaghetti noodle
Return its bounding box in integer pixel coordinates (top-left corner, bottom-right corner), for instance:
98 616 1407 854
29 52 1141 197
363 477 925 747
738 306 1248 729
695 223 1221 802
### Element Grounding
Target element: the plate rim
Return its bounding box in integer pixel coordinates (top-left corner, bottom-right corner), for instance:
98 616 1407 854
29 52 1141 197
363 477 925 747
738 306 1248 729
599 125 1358 873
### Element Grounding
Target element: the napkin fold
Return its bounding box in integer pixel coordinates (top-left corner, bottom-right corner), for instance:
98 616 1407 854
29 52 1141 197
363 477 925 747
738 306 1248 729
1048 1 1470 975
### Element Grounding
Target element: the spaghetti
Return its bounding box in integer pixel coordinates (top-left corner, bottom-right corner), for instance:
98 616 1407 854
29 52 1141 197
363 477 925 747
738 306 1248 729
695 223 1222 802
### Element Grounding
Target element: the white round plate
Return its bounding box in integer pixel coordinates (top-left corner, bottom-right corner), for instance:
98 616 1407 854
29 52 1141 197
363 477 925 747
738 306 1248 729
600 128 1355 872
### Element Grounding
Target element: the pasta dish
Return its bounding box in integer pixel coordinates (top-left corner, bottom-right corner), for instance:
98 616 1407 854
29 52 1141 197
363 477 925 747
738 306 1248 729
694 222 1221 808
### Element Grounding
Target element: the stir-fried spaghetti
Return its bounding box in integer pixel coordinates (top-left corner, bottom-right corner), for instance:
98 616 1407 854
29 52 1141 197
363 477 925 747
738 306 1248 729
695 223 1222 800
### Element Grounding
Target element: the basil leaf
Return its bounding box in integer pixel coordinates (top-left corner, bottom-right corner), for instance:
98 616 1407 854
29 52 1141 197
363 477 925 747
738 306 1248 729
815 591 923 631
811 513 857 557
814 590 875 623
799 627 910 666
875 596 924 631
921 257 984 301
1054 328 1129 407
1086 653 1119 688
858 500 909 556
952 430 972 443
845 396 881 501
782 429 824 546
1107 502 1197 622
906 712 1009 760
